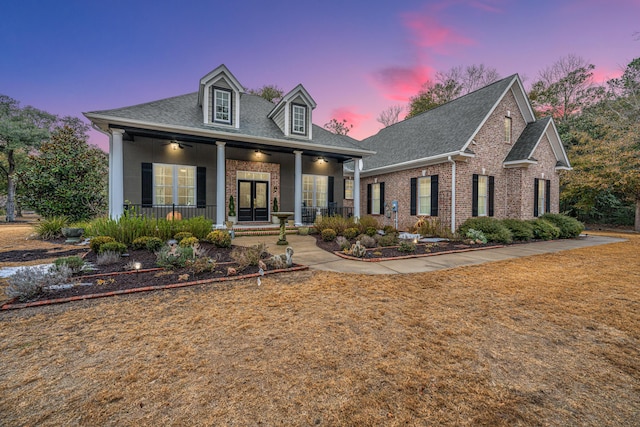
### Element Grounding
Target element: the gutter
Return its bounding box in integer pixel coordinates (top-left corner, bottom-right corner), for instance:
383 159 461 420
448 156 456 234
360 151 474 177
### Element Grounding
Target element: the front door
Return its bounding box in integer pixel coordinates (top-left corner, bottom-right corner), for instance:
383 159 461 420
238 180 269 222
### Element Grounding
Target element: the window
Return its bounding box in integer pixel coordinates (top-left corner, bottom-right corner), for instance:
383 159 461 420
418 177 431 216
477 175 488 216
303 175 328 207
504 116 512 144
534 178 550 217
372 183 381 214
292 104 306 134
214 88 231 123
344 179 354 200
368 182 385 215
472 174 494 217
153 164 196 206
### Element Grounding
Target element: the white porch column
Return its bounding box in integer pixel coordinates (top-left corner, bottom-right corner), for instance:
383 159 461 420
353 158 361 220
294 150 303 226
216 141 226 229
110 129 124 219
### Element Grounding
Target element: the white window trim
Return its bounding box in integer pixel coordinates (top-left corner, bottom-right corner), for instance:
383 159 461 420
303 174 328 208
214 88 231 124
344 179 354 200
371 183 381 214
477 175 489 217
504 116 512 144
417 176 432 216
153 163 197 206
292 104 306 135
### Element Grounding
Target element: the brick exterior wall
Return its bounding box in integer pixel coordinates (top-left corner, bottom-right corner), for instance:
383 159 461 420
359 89 562 231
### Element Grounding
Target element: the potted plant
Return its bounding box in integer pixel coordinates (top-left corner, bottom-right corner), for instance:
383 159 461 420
271 197 279 224
228 195 237 225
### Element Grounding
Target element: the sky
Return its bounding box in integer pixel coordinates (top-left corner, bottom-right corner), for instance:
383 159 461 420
1 0 638 151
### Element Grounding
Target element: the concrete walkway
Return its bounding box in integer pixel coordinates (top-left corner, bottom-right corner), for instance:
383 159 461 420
232 234 627 275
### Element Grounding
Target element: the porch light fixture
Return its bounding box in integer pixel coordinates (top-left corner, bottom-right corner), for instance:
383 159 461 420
254 149 270 157
316 156 328 163
171 142 179 151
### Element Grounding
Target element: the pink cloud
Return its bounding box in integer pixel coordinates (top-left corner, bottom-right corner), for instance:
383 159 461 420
330 107 371 129
400 12 475 54
371 65 434 102
592 66 624 84
469 0 504 13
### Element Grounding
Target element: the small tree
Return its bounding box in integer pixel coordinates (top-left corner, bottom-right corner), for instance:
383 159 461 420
248 85 284 103
19 125 108 222
377 105 404 127
228 195 236 217
324 118 353 135
0 95 56 221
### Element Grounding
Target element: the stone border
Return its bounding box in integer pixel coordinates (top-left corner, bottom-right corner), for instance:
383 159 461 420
1 265 309 310
333 245 505 262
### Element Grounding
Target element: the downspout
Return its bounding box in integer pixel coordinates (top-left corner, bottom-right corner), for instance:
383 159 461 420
448 156 456 234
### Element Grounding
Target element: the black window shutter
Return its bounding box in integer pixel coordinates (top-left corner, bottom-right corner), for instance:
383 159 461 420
328 176 334 204
534 178 539 217
545 179 551 213
142 163 153 207
379 183 385 215
367 184 372 214
197 167 206 208
343 179 346 199
410 178 417 216
488 176 495 217
472 174 479 217
431 175 439 216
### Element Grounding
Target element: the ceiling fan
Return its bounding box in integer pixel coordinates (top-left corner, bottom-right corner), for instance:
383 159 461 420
162 140 193 150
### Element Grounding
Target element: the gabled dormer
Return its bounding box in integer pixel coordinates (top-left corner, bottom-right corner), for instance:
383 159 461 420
198 65 244 129
268 84 317 139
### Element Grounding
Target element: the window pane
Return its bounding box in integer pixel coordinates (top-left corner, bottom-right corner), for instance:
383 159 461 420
293 105 306 133
315 176 328 208
504 117 512 143
538 181 545 216
418 177 431 215
239 182 251 208
478 175 488 216
372 183 380 213
215 90 230 122
344 179 353 199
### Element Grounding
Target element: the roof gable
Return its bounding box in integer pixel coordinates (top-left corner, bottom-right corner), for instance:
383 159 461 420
504 116 571 169
197 64 245 107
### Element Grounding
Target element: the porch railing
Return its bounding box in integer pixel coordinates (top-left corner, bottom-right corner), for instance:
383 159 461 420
124 204 216 220
302 205 353 224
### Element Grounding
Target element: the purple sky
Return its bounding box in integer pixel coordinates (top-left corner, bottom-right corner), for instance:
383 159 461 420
1 0 638 151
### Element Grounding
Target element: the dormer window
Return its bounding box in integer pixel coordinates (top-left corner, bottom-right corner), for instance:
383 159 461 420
214 88 231 124
292 104 307 135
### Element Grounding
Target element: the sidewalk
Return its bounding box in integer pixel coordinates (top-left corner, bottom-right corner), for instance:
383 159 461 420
233 234 627 275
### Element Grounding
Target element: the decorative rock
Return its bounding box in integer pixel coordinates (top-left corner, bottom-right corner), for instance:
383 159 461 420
258 259 267 271
227 267 237 276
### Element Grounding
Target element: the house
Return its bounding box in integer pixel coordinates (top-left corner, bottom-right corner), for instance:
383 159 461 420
85 65 374 228
354 74 571 231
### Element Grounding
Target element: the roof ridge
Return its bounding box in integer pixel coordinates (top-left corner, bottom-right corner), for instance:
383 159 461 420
85 92 197 115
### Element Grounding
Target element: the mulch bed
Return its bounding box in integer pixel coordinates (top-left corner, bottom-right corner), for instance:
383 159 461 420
314 235 502 260
5 242 300 306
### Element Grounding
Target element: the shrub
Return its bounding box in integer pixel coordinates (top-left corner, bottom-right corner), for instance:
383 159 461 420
53 256 85 274
230 243 268 270
357 215 380 234
207 230 232 248
457 217 513 244
343 227 359 240
156 245 193 269
465 228 487 244
131 236 164 252
99 241 127 254
376 232 399 247
321 229 337 242
181 216 214 239
411 216 453 239
383 225 397 234
398 240 416 253
132 236 153 250
540 213 584 238
89 236 116 252
34 216 69 240
501 219 534 241
529 219 561 240
357 234 377 248
335 236 351 250
6 265 73 301
187 257 217 275
365 227 377 237
179 236 199 247
314 215 355 235
174 231 193 241
145 237 164 252
96 251 121 265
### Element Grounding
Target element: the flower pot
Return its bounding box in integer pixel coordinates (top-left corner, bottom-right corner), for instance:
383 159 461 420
228 216 237 225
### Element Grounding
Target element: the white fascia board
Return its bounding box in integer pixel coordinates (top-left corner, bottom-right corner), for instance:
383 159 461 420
547 119 571 168
360 151 473 177
503 160 537 168
556 165 573 171
282 84 317 109
198 64 245 106
84 113 375 157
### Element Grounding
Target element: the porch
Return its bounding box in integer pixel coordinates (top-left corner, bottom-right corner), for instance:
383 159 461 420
123 204 353 226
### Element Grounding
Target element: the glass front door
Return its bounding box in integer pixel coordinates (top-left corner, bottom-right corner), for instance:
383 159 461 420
238 180 269 222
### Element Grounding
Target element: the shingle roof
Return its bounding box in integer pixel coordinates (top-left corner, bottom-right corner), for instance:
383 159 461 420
505 116 551 162
86 92 366 152
361 75 518 170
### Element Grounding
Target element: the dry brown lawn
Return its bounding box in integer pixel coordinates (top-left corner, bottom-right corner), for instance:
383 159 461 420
1 225 639 426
